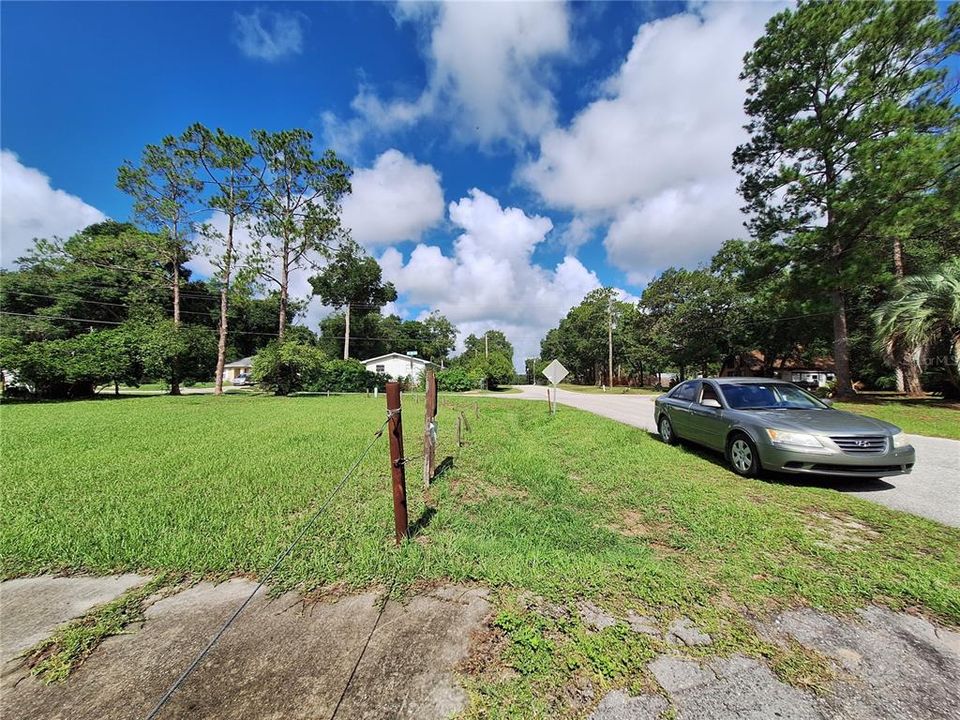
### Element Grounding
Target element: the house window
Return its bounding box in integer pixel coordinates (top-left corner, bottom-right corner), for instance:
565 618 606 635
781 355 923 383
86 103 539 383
375 364 385 373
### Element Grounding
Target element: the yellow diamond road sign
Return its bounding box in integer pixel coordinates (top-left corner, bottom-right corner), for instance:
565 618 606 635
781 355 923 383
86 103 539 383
542 359 569 386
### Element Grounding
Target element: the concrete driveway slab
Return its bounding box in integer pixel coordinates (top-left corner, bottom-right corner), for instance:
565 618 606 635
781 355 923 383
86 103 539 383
759 606 960 720
1 580 489 720
0 574 150 663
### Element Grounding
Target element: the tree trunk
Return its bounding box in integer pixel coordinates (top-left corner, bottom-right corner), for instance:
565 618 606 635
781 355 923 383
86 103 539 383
214 212 235 396
343 303 351 360
830 288 853 397
607 296 613 388
278 238 290 342
891 236 923 396
170 259 182 396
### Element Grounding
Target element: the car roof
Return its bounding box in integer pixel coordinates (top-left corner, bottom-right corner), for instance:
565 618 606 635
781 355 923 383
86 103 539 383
686 377 792 385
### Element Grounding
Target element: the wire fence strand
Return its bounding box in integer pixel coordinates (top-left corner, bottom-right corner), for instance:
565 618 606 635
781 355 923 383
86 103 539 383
144 413 394 720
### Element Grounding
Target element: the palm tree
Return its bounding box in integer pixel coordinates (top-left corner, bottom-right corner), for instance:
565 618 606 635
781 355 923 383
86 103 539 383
873 258 960 398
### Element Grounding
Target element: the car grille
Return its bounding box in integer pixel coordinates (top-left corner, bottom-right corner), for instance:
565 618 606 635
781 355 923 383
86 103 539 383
809 463 907 473
829 435 887 454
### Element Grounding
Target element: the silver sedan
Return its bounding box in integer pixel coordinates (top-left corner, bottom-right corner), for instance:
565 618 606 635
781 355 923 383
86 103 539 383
654 378 916 479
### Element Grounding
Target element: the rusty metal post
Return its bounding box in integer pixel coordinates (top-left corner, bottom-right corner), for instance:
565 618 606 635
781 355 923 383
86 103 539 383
423 369 437 488
386 381 408 544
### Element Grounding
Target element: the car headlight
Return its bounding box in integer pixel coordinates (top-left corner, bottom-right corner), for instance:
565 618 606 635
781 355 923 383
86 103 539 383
765 428 824 448
892 432 910 448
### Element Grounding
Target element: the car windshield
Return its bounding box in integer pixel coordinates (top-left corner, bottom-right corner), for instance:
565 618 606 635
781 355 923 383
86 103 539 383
720 383 825 410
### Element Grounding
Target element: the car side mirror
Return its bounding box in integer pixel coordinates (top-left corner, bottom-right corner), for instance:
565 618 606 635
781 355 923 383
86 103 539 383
821 398 834 407
701 398 722 409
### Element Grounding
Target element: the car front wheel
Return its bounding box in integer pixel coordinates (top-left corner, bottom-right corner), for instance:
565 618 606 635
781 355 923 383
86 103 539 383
727 432 760 477
658 415 678 445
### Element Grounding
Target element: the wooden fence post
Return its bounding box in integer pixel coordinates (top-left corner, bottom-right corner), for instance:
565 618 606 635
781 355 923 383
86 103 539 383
423 369 437 488
456 413 463 447
386 382 408 544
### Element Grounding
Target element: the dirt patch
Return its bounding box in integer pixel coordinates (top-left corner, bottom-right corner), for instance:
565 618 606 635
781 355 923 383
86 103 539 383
803 509 881 551
456 477 529 504
607 510 679 543
459 619 515 681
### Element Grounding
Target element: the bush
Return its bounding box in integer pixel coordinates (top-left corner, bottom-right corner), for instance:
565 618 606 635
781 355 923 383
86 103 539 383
1 325 149 399
138 321 217 389
437 366 483 392
813 379 837 398
874 375 898 391
306 359 387 393
252 340 327 395
458 351 515 389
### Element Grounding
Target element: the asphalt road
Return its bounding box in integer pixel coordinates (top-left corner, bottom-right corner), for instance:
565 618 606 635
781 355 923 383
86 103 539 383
507 385 960 528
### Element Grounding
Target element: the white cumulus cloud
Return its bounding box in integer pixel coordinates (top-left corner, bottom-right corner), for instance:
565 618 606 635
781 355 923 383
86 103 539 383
341 149 444 247
379 189 602 367
324 0 570 151
521 2 781 280
1 149 107 267
233 8 306 61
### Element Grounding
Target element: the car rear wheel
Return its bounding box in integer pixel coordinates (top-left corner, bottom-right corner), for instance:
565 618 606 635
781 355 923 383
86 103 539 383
658 415 678 445
727 432 760 477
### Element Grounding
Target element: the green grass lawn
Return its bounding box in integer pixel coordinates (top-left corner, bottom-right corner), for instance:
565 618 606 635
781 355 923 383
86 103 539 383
836 399 960 440
556 383 658 395
2 395 958 713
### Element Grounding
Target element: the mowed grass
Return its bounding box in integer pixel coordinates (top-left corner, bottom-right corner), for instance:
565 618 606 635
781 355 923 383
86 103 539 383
2 394 957 613
836 399 960 440
2 394 959 711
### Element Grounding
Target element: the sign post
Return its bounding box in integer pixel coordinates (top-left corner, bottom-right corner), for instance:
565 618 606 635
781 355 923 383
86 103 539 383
541 359 569 415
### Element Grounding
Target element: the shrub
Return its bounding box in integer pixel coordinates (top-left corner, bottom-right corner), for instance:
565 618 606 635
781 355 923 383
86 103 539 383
874 375 898 391
252 340 327 395
437 366 483 392
306 359 387 393
1 325 149 399
138 321 216 389
458 351 515 389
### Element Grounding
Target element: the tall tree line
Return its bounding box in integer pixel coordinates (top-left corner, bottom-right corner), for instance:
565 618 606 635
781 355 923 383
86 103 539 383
115 124 352 395
537 1 959 398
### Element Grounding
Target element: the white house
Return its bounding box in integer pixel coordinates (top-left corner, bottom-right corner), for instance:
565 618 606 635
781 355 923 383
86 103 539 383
222 356 254 382
362 353 435 382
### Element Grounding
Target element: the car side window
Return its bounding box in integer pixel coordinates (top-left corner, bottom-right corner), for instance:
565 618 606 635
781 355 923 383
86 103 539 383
700 383 720 404
672 381 697 402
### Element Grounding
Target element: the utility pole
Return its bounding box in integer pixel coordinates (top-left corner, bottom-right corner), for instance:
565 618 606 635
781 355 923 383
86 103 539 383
485 331 489 358
607 293 614 388
343 302 351 360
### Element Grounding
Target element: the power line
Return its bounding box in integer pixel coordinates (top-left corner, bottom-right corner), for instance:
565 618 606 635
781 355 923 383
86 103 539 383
144 413 393 720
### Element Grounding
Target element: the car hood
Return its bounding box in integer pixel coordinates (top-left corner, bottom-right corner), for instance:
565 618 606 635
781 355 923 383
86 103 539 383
732 408 899 435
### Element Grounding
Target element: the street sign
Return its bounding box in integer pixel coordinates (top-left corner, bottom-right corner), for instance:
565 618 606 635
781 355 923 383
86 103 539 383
542 359 569 386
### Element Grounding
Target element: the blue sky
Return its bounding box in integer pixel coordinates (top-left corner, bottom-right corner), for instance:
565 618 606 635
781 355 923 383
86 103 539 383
2 2 955 362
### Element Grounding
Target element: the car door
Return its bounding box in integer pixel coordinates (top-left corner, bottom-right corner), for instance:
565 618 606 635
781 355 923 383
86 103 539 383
686 381 727 450
666 381 699 438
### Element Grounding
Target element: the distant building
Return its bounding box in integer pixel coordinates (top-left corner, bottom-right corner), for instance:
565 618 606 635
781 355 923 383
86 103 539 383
720 351 836 386
361 353 436 381
222 356 254 382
